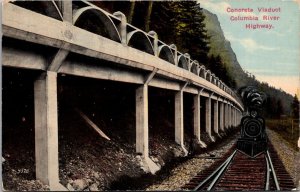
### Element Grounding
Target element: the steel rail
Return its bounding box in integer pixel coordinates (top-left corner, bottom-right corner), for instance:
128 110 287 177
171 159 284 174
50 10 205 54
265 155 271 190
207 150 237 190
193 150 237 191
266 150 280 190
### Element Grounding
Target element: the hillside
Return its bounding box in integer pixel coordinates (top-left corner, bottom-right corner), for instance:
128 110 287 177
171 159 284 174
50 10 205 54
202 8 293 115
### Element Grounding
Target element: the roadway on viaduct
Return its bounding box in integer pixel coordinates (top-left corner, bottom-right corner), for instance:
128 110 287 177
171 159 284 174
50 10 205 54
2 1 244 190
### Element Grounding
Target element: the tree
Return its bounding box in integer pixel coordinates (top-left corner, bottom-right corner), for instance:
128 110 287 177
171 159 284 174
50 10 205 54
169 1 210 62
128 1 136 24
291 94 299 119
144 1 153 32
276 99 284 118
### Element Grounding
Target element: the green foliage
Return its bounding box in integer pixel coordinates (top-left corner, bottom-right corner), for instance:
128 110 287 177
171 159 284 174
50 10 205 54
90 1 294 116
207 55 236 89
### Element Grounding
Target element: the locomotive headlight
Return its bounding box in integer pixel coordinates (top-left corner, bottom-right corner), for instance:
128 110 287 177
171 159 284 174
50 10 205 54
243 118 262 138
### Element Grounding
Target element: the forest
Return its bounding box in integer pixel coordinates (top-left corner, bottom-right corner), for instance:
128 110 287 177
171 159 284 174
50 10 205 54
90 1 297 118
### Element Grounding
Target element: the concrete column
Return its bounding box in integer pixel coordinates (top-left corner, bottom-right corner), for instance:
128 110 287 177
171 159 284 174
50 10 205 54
219 102 224 131
224 103 228 129
229 104 233 127
235 109 237 126
175 90 188 154
193 94 200 141
213 100 218 134
34 71 59 186
227 104 230 128
235 109 238 126
205 97 211 136
136 73 159 174
136 85 149 156
175 91 184 146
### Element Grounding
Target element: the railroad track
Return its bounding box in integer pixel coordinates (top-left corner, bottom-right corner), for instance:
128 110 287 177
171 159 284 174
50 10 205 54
183 142 295 191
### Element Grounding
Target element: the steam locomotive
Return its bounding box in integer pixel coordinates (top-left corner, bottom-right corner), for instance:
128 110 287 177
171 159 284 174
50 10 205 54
236 86 268 157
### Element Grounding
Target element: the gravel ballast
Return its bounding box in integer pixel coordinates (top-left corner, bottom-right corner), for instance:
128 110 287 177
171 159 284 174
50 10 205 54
146 134 237 191
266 128 300 189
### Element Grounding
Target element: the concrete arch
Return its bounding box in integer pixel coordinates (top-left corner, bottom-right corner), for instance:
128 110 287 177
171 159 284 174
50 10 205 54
199 67 206 78
205 70 212 82
211 73 216 84
73 6 121 43
158 45 175 64
215 77 220 87
127 30 155 55
190 61 199 75
177 55 189 70
12 1 63 20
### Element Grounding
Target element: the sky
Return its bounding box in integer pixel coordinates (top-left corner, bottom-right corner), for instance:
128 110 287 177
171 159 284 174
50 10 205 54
197 0 300 96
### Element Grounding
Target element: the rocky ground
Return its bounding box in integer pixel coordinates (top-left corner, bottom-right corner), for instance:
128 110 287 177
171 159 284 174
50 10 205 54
145 132 238 191
266 128 300 189
2 70 242 191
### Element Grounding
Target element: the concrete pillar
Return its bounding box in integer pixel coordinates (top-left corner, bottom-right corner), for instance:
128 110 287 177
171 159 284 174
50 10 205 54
227 104 230 128
219 102 224 131
136 85 149 156
175 90 188 154
193 94 200 141
34 71 59 186
224 103 228 129
136 73 159 174
213 100 218 134
228 104 232 128
205 97 211 136
235 109 237 126
175 91 184 145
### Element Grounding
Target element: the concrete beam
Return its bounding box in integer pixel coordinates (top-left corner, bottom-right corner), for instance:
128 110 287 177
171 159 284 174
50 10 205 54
34 71 59 187
2 46 47 70
2 3 243 111
47 45 69 72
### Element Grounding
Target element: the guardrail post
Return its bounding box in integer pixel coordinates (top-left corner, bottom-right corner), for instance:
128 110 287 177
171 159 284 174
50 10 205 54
148 31 158 56
170 44 178 66
34 71 59 187
113 11 127 45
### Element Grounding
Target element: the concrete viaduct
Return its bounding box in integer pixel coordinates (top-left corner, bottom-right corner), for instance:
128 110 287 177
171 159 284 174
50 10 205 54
2 1 244 190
